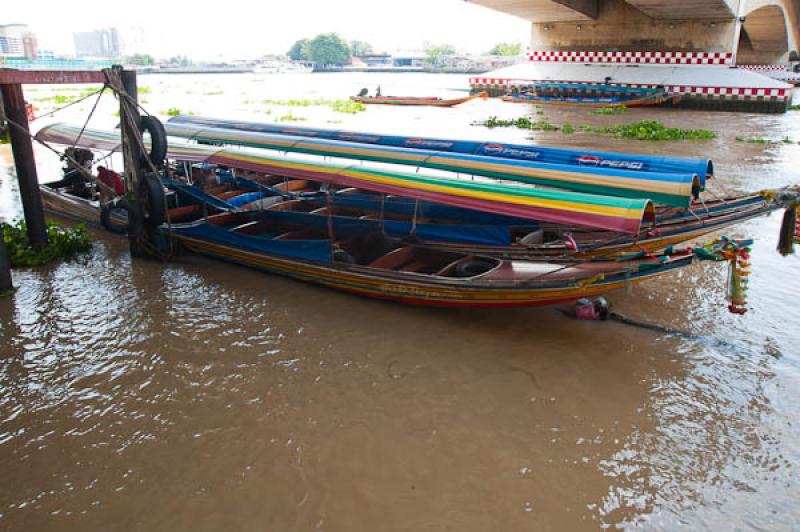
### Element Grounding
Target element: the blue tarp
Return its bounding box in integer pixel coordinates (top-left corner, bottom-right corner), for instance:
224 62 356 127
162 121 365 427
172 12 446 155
328 193 538 227
265 208 516 246
171 220 333 263
163 177 234 211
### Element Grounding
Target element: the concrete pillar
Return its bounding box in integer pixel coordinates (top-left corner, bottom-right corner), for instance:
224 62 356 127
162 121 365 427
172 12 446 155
0 83 48 249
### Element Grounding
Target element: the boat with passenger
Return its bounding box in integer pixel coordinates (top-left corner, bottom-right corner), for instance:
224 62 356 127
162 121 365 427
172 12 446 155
502 83 678 108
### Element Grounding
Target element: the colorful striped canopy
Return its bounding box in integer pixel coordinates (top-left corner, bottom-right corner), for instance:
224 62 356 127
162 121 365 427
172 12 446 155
36 123 655 233
168 115 713 184
165 122 698 207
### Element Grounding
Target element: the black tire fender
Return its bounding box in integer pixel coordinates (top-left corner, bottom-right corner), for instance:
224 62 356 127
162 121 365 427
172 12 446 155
100 197 140 235
455 258 497 278
141 115 167 166
333 249 355 264
141 175 166 228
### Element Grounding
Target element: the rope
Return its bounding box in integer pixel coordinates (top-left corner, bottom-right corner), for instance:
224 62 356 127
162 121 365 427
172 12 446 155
103 67 174 260
3 114 114 197
70 86 106 153
29 86 106 122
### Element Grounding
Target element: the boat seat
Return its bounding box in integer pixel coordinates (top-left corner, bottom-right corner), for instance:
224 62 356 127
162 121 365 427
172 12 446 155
231 220 268 235
167 205 201 223
265 199 306 212
205 184 231 195
275 229 324 240
368 247 415 270
398 260 428 273
216 189 248 200
274 180 311 192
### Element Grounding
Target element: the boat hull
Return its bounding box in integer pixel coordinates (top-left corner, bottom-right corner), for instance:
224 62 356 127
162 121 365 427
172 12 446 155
174 231 694 308
40 185 104 228
350 92 486 107
501 93 679 108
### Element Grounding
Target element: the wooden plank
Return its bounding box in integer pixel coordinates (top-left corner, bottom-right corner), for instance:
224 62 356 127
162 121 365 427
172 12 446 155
0 70 107 85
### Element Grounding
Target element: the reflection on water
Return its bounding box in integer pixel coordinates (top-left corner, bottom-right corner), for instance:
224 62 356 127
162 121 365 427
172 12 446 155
1 73 799 530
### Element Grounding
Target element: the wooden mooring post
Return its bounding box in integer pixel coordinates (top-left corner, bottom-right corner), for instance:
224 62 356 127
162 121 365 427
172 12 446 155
0 233 11 293
1 83 48 249
107 65 149 257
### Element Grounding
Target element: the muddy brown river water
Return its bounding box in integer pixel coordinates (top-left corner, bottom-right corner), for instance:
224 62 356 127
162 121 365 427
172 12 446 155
1 73 799 530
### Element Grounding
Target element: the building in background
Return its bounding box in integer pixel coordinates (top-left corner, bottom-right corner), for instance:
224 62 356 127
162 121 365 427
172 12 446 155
22 31 37 60
73 28 120 57
0 24 28 57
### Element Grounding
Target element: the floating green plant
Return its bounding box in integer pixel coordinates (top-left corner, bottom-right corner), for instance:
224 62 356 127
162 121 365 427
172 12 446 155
276 112 306 122
474 116 560 131
592 106 628 115
1 220 92 267
475 116 715 141
261 97 365 113
163 107 182 117
583 120 716 141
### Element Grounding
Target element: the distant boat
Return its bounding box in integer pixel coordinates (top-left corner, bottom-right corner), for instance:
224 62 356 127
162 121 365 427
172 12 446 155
502 83 678 108
351 91 488 107
281 62 313 73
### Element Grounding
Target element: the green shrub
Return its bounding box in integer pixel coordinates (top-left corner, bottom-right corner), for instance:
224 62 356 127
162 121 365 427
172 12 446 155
2 220 92 267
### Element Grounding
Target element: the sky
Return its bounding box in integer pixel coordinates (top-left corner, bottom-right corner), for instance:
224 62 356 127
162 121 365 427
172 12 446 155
4 0 530 60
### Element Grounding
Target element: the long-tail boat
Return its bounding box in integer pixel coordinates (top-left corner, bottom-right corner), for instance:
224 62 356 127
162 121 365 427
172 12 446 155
37 124 657 235
167 114 713 178
35 124 793 259
168 208 741 308
502 83 679 108
350 91 487 107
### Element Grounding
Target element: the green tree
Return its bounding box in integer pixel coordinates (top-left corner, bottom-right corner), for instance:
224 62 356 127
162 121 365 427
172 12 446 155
489 42 523 56
288 39 310 61
128 53 154 66
350 40 373 57
305 33 351 65
423 43 455 66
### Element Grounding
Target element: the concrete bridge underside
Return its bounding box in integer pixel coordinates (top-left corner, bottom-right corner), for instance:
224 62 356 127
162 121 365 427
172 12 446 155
467 0 800 63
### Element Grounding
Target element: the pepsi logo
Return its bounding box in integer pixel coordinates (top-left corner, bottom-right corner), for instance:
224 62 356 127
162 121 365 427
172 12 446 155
577 155 601 166
482 144 506 155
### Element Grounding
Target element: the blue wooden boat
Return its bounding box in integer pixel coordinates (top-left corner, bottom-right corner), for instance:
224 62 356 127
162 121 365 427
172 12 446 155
502 83 679 108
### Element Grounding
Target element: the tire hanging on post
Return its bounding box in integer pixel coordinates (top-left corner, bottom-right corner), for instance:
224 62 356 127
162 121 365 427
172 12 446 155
140 115 167 166
100 197 141 235
141 174 166 228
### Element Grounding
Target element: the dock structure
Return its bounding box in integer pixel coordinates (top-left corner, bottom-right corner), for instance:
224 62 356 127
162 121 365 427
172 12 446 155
0 70 107 250
0 68 153 266
466 0 800 112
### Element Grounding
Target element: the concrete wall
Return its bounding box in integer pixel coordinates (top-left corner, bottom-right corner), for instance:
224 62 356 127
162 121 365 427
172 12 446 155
736 0 799 63
530 0 737 51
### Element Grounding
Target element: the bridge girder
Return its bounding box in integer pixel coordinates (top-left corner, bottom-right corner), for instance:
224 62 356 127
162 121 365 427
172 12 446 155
621 0 736 19
464 0 598 22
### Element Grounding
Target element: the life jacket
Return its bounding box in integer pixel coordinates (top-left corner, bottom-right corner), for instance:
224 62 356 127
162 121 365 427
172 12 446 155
98 167 125 195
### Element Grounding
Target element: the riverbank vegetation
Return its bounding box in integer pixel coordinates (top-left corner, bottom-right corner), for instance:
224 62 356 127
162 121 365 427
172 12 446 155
2 221 92 267
473 116 716 141
260 98 365 114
